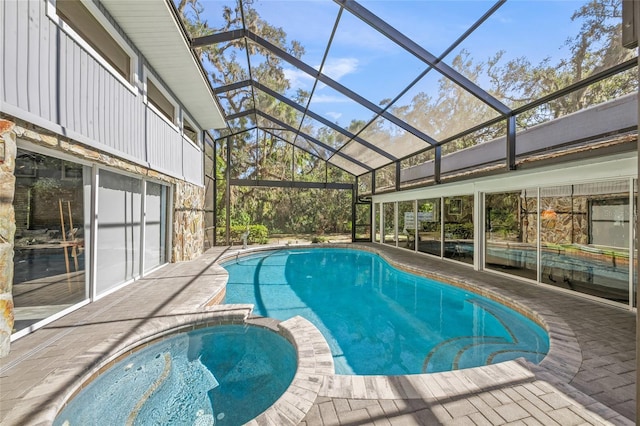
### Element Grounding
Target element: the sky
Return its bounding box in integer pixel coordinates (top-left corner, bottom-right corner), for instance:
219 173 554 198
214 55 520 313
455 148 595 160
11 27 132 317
191 0 609 138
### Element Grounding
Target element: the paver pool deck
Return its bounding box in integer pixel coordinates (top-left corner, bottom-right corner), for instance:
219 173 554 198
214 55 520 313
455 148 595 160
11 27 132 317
0 243 635 425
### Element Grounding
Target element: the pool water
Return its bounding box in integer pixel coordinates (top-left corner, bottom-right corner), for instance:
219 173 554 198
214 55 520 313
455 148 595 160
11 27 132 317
54 325 297 426
223 248 549 375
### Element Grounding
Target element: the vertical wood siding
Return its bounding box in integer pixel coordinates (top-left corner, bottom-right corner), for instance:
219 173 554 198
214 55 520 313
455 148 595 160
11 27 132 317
182 137 204 185
1 0 201 183
147 109 182 176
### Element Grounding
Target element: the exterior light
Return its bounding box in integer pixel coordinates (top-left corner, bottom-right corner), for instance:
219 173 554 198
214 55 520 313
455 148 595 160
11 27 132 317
541 208 557 220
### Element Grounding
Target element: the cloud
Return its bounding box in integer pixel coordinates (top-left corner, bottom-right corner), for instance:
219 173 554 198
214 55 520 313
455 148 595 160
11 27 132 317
310 94 351 104
320 57 359 81
283 67 314 90
284 57 359 91
325 111 342 121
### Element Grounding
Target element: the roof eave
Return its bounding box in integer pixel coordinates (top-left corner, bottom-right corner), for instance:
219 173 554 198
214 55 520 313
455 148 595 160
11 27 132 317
101 0 226 130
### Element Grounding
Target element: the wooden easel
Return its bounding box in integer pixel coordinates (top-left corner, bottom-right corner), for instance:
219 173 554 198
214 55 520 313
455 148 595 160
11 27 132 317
59 199 79 276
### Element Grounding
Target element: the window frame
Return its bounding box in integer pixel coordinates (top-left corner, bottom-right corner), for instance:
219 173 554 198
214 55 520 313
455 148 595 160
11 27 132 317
143 68 179 129
182 114 201 149
47 0 138 94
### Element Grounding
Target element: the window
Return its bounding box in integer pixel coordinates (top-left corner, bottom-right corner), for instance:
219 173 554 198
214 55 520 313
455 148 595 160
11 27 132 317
55 0 131 81
13 149 90 335
147 79 176 123
183 117 199 144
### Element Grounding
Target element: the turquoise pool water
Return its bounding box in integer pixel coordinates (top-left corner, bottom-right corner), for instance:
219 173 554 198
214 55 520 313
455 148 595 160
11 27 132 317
54 325 296 426
223 248 549 375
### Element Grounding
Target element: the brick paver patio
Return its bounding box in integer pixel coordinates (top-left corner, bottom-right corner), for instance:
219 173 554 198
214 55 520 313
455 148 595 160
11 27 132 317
0 243 635 425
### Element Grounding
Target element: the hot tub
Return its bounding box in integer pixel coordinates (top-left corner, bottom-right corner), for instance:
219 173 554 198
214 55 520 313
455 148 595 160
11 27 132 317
54 324 297 425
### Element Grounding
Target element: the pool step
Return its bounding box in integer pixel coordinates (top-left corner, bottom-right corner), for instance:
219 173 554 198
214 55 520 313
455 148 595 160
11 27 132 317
422 336 507 373
423 298 548 373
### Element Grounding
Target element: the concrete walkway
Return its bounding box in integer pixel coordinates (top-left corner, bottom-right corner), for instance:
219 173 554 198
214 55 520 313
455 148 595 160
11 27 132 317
0 243 635 425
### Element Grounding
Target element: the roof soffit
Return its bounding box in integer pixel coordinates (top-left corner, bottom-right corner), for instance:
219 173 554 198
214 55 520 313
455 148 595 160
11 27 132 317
101 0 226 129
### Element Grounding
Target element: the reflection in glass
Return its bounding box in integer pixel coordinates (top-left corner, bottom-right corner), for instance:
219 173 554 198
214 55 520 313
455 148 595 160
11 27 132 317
485 190 537 280
417 198 441 257
145 182 167 272
12 149 89 333
397 201 415 250
383 202 396 245
96 170 142 296
540 182 630 304
444 195 473 264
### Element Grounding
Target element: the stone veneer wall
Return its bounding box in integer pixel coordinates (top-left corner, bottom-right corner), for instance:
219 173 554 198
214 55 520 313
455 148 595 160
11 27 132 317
172 181 205 262
0 115 207 356
524 196 589 244
0 119 16 357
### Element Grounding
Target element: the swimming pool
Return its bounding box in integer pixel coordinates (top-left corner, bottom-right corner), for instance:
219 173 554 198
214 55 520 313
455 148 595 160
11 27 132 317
54 324 297 425
223 248 549 375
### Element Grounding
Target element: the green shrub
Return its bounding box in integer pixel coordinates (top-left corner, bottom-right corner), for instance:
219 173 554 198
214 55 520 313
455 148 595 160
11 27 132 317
228 224 269 245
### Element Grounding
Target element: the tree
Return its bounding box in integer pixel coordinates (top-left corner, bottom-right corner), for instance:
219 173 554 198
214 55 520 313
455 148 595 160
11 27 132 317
177 0 355 239
393 0 635 161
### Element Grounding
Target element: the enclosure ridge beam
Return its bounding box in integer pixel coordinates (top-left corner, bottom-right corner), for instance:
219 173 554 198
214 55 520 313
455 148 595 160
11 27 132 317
212 126 258 142
226 108 257 121
213 79 252 94
230 178 353 190
191 29 247 47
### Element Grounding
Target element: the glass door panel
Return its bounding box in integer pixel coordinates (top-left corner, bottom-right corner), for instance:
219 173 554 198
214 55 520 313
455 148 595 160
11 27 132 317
540 182 630 304
485 190 537 281
398 201 415 250
417 198 441 257
383 202 396 246
444 195 474 264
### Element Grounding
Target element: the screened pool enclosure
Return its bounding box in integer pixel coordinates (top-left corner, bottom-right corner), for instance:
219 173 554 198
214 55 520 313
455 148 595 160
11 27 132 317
174 0 638 307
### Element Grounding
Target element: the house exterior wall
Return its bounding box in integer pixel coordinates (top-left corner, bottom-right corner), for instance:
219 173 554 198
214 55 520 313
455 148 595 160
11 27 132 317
0 114 207 356
0 0 210 352
0 0 204 186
